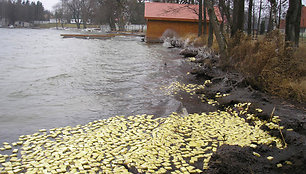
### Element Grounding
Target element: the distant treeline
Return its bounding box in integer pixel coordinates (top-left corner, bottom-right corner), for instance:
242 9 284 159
53 0 145 29
0 0 51 25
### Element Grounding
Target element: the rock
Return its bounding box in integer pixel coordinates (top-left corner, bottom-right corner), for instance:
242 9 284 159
190 66 218 79
207 145 264 174
179 48 198 57
170 39 184 48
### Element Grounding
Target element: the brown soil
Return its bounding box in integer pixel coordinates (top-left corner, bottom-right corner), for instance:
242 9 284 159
172 46 306 174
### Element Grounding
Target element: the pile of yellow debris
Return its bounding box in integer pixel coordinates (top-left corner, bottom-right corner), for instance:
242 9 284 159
0 110 283 173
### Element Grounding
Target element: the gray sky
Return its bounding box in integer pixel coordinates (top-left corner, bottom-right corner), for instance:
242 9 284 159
39 0 59 11
40 0 306 12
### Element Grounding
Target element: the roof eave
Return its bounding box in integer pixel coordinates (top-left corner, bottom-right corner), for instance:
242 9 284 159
145 17 213 23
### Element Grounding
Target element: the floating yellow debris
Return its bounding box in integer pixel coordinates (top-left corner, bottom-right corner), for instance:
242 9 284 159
267 156 274 161
3 145 12 150
188 57 196 62
160 81 226 106
277 163 283 168
285 161 292 165
253 152 261 157
39 129 47 132
256 108 263 113
0 108 283 173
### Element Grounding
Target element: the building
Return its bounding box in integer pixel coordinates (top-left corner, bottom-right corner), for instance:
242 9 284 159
14 21 31 28
301 5 306 36
144 2 222 43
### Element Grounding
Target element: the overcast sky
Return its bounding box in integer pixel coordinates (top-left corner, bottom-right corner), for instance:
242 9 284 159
40 0 59 11
40 0 306 12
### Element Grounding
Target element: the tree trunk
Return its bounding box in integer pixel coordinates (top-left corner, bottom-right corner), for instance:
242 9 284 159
109 14 116 31
203 0 207 35
198 0 203 36
208 20 213 47
278 0 282 29
285 0 302 47
75 18 81 29
231 0 245 36
268 0 277 32
118 17 125 31
252 1 255 37
247 0 253 35
271 0 278 30
56 18 58 29
219 0 232 34
83 19 87 29
205 0 227 59
256 0 262 37
267 6 273 33
218 0 225 32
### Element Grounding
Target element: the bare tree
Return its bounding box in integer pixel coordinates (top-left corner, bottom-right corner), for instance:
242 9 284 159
256 0 263 37
198 0 202 36
205 0 227 58
64 0 82 28
203 0 207 35
231 0 244 36
80 0 95 29
208 19 213 47
285 0 302 47
247 0 253 35
53 2 65 29
217 0 225 32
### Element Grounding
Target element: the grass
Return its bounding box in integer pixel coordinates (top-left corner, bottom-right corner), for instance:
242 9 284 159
180 31 306 103
226 31 306 102
181 33 219 51
37 23 100 29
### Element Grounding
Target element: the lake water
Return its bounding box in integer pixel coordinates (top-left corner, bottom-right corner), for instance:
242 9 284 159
0 28 183 144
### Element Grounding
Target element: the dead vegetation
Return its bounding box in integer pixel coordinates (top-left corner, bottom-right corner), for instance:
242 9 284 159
173 31 305 103
182 33 219 51
226 31 306 103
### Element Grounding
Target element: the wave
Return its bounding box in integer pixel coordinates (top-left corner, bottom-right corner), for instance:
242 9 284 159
47 73 71 80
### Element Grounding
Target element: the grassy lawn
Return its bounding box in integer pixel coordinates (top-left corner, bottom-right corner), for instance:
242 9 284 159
38 23 100 29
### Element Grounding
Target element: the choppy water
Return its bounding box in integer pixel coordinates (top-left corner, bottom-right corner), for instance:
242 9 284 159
0 28 183 143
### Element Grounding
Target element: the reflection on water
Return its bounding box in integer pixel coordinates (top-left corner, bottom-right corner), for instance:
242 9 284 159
0 28 183 143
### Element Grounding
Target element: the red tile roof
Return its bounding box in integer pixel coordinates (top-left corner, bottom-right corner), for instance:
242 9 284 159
144 2 222 22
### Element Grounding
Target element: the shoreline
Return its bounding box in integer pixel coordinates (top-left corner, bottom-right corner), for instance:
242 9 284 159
0 38 305 173
169 42 306 173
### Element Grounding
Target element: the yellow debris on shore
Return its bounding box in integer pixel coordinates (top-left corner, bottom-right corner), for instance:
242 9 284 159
0 109 283 173
161 81 229 106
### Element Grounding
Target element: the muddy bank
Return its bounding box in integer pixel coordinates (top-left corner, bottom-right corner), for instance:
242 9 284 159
170 44 306 173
